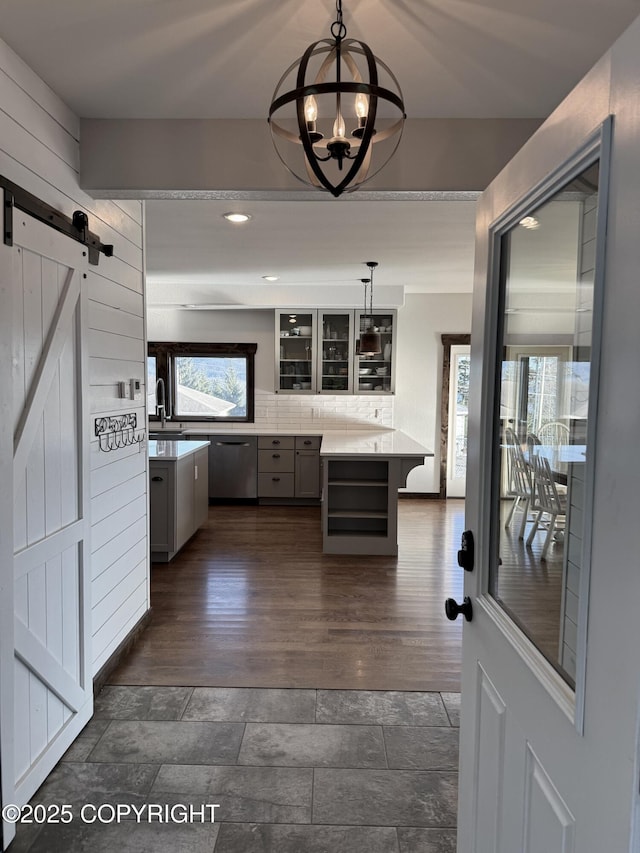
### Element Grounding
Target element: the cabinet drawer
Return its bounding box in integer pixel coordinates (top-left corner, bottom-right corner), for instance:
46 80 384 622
258 448 295 473
258 435 295 450
258 472 295 498
295 435 321 450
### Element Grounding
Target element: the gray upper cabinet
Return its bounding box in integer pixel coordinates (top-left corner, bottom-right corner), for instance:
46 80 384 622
275 309 395 395
355 309 397 394
317 310 355 394
276 310 317 392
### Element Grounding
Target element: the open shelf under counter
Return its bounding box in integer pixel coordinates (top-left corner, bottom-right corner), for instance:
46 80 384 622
320 430 432 555
328 478 389 487
327 509 389 519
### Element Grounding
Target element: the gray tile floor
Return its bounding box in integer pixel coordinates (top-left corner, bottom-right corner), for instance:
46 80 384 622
12 687 460 853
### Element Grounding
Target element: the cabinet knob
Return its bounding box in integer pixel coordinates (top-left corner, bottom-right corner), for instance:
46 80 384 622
272 440 281 445
272 453 280 459
272 477 280 482
151 476 164 482
304 440 312 445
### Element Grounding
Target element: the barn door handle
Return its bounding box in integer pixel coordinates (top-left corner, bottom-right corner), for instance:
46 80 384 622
445 597 473 622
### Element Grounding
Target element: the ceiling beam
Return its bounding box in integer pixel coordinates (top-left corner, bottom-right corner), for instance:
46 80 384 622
80 117 542 198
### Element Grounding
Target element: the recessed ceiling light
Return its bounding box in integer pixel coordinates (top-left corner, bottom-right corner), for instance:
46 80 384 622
223 212 251 223
519 216 540 230
262 275 279 282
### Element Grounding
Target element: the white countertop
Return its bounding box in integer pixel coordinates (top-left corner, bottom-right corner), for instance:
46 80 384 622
148 439 210 460
319 430 433 458
148 427 432 458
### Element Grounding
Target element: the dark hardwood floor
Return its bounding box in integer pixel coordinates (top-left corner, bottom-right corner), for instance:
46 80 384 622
109 499 466 692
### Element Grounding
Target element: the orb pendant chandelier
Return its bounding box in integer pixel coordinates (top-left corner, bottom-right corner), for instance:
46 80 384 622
268 0 406 198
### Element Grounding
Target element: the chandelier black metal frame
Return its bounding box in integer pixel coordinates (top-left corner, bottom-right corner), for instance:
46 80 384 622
268 0 406 197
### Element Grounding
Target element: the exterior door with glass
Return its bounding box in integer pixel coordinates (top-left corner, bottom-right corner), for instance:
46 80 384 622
446 345 470 498
456 99 640 853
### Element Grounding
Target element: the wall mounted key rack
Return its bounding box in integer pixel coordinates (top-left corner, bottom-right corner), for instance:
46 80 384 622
95 413 145 452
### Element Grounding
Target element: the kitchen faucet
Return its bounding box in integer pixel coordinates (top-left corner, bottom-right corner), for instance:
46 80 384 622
155 377 166 428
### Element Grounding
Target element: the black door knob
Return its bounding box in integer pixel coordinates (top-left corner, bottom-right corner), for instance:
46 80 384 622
445 596 473 622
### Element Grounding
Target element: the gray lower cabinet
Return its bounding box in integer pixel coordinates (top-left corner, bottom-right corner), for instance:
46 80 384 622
258 435 321 502
295 436 321 498
150 446 209 561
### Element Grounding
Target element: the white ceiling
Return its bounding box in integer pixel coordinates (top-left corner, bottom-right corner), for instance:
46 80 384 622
1 0 637 307
144 198 478 307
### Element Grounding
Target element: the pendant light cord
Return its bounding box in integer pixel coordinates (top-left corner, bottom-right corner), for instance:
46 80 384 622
362 278 370 325
366 261 378 326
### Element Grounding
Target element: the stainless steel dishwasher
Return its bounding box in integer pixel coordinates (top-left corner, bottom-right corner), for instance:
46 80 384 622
208 435 258 500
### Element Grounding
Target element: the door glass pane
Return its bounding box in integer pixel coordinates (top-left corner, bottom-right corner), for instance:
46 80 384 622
490 161 599 688
447 347 470 497
357 313 394 392
321 313 350 391
279 312 314 391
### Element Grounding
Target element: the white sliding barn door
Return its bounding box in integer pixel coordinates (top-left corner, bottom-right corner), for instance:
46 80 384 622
1 214 92 849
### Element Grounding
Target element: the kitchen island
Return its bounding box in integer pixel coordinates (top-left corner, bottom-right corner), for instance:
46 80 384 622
320 431 432 555
148 428 432 556
148 440 210 561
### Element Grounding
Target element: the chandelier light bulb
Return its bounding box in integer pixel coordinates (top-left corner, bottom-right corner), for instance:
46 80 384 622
355 92 369 119
333 110 346 139
304 95 318 123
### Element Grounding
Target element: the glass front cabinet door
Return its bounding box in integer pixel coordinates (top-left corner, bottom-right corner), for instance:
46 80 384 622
276 310 317 392
355 309 396 394
275 309 395 394
318 310 355 394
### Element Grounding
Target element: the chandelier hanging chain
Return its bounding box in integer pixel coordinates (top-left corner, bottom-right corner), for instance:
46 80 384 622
331 0 347 41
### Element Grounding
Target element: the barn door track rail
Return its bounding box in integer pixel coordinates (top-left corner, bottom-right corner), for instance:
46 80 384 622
2 175 114 265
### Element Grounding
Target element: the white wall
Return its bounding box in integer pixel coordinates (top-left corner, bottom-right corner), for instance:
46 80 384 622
148 291 473 491
395 293 473 492
0 37 148 675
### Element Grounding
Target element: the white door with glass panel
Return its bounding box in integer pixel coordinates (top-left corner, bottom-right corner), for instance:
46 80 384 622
453 111 640 852
446 345 470 498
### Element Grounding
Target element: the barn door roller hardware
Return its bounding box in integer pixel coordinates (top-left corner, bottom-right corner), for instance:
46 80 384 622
2 175 114 265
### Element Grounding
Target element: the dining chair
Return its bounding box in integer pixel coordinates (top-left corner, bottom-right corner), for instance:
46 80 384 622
526 432 541 449
504 428 533 539
526 452 567 559
537 421 570 446
537 421 570 484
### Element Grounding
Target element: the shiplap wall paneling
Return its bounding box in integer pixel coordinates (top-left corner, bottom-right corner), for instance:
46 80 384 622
0 33 148 685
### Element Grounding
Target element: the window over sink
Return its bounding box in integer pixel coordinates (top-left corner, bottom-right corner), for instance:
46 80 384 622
148 342 257 423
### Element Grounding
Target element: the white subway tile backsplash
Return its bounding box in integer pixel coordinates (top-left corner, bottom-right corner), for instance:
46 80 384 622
180 391 394 433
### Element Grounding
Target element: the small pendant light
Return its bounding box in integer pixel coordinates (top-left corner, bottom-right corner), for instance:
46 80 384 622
359 261 381 355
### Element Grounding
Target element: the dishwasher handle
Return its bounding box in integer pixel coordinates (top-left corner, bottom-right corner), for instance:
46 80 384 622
216 441 251 446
